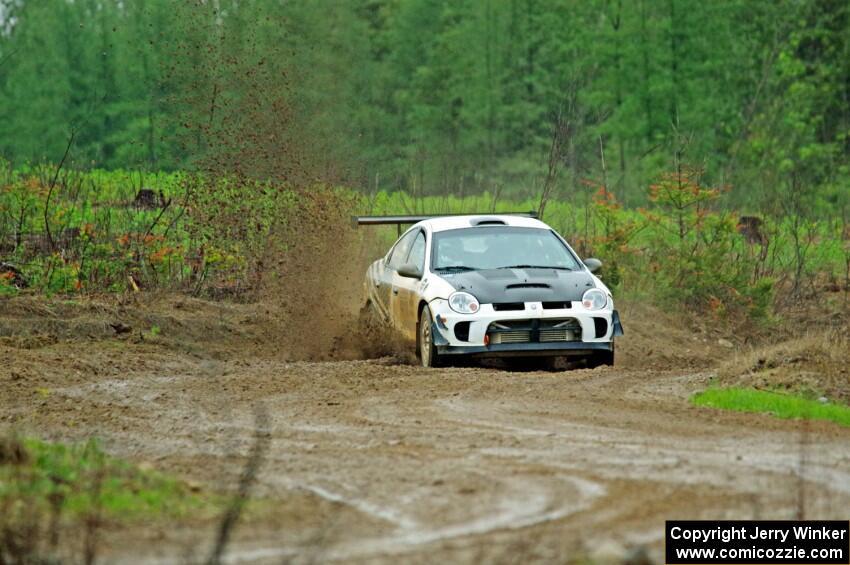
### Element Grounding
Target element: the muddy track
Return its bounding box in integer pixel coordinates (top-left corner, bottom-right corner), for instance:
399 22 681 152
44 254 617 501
4 328 849 564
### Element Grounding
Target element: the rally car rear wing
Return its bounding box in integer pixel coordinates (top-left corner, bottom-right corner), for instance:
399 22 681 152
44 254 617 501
354 211 538 234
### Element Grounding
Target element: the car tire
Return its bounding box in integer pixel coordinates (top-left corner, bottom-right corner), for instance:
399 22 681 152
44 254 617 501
586 345 615 368
418 305 443 368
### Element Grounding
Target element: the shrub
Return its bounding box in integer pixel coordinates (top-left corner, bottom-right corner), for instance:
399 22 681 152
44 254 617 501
639 167 774 318
580 182 644 289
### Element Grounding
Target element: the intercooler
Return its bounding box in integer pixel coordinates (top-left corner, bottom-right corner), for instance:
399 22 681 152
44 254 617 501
487 319 582 345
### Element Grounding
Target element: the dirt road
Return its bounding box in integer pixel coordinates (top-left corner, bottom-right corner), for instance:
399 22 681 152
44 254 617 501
3 297 849 563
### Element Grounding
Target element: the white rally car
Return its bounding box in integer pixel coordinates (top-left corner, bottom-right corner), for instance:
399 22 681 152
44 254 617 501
357 213 623 368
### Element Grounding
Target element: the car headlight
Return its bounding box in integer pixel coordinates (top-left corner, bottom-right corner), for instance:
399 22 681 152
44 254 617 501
581 288 608 310
448 291 480 314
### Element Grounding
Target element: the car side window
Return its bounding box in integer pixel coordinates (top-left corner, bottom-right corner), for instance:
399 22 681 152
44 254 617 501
388 230 418 270
406 231 426 270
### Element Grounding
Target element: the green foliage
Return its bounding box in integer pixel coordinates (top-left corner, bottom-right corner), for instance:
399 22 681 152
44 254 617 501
0 0 847 216
692 388 850 428
0 279 18 296
363 170 850 319
0 437 202 517
0 2 847 315
181 174 296 295
2 158 844 319
580 183 644 288
638 167 773 317
0 166 360 298
0 166 194 294
0 435 210 562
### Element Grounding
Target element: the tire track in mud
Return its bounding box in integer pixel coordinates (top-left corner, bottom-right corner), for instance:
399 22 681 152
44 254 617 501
258 474 606 561
64 372 611 561
15 355 850 564
434 393 850 489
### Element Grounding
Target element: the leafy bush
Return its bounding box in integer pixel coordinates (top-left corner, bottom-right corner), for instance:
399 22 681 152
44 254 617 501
0 164 357 299
1 162 844 321
578 182 644 289
638 167 774 318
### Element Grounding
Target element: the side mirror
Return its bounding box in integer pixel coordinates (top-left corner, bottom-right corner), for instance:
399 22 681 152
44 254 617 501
583 258 603 273
397 262 423 279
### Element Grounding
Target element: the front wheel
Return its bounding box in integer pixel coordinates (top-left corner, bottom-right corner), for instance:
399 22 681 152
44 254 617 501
418 305 443 368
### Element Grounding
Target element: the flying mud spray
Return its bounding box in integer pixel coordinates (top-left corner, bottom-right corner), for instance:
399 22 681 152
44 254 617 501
167 3 405 362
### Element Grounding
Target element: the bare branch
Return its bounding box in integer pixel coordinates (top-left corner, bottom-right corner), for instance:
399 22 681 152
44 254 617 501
43 129 77 252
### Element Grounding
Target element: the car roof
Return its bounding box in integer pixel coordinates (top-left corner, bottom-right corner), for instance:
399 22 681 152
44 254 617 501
417 214 550 233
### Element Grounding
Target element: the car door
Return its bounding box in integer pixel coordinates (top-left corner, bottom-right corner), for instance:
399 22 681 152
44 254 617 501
378 229 417 323
391 229 426 340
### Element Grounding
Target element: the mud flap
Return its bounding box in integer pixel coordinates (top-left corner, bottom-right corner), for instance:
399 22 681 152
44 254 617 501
431 321 450 346
612 310 624 337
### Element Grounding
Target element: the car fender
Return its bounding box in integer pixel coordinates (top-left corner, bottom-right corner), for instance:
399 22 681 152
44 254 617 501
420 273 457 304
590 273 612 297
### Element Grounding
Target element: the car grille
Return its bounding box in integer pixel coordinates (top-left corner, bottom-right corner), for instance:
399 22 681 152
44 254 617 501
491 301 574 311
487 319 581 344
490 330 531 344
540 328 575 342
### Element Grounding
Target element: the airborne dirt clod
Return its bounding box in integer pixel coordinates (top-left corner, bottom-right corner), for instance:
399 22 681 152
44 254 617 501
2 289 849 564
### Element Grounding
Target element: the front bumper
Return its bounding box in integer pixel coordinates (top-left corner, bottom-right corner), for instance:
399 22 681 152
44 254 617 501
437 340 613 357
429 298 622 357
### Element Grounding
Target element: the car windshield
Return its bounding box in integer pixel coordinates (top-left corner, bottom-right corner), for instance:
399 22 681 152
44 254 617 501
431 227 581 271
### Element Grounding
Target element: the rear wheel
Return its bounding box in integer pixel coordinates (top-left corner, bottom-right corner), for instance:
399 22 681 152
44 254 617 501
418 305 443 368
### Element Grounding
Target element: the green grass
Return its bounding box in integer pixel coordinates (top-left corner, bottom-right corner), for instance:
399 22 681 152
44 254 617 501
0 437 209 521
692 388 850 428
0 436 230 562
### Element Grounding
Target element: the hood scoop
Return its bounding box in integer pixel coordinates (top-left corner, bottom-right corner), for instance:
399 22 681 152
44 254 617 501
440 268 594 303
